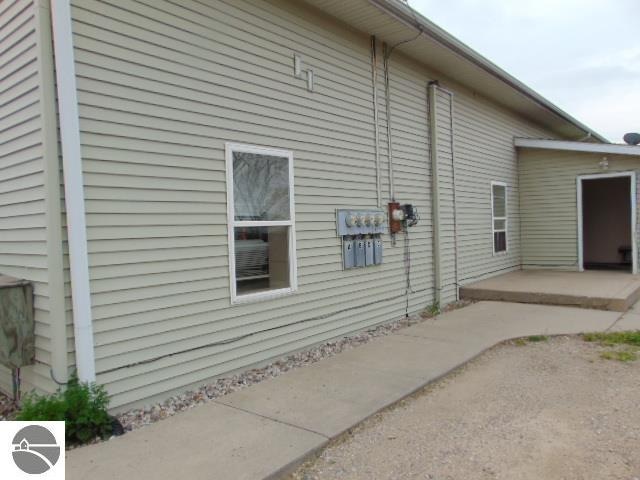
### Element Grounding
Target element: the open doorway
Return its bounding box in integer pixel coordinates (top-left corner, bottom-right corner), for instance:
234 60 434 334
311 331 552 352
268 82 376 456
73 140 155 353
578 172 636 273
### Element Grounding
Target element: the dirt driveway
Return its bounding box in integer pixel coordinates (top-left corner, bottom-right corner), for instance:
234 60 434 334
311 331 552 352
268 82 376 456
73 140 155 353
291 336 640 480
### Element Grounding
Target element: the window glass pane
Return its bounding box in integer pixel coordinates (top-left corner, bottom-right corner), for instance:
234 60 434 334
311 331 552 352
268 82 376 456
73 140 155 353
492 184 506 218
233 152 290 221
494 231 507 253
494 219 506 231
235 226 290 295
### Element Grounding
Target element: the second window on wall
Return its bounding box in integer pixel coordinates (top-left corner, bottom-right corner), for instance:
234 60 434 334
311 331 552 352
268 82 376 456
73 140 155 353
491 182 507 254
226 144 297 303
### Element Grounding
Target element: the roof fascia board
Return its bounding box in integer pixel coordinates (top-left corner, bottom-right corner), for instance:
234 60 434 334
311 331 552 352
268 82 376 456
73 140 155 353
515 138 640 157
367 0 609 143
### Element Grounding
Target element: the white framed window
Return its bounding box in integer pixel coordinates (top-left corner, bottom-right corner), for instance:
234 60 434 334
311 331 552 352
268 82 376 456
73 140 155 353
226 143 297 303
491 181 507 254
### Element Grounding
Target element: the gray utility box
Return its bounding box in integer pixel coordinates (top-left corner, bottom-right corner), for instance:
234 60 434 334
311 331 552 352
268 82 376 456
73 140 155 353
374 236 383 264
354 238 366 267
365 237 375 265
336 209 387 236
0 275 34 369
342 237 356 269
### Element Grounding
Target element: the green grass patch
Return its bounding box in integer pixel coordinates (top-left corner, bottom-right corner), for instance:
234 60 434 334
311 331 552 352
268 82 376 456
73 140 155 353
600 350 638 362
526 335 549 342
583 331 640 346
514 338 528 347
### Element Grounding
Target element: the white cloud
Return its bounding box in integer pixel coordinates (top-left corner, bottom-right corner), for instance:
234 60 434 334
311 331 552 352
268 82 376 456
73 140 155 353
409 0 639 141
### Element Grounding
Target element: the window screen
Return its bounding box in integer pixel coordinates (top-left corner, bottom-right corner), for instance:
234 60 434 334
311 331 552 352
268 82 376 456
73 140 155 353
492 183 507 254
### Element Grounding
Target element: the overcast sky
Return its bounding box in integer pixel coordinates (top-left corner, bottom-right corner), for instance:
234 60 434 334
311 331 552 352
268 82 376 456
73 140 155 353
410 0 639 142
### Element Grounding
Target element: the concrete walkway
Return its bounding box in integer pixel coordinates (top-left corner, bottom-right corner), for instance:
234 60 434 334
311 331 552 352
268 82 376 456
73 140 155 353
66 301 640 480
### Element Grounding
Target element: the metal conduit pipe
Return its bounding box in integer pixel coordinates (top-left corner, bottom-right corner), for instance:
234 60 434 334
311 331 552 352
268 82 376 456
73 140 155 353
434 82 460 301
427 82 441 306
428 82 460 302
370 36 382 208
382 43 395 201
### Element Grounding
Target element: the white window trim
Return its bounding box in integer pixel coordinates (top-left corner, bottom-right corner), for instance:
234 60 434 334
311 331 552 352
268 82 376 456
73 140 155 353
225 143 298 304
491 181 508 255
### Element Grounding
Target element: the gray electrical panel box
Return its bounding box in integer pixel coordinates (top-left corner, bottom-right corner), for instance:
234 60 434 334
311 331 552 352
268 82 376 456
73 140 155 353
374 237 383 265
365 237 374 266
336 209 387 236
342 237 355 269
355 238 366 267
337 209 385 270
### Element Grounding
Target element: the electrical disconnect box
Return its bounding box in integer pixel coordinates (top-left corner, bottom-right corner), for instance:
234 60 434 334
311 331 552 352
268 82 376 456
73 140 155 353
336 209 387 270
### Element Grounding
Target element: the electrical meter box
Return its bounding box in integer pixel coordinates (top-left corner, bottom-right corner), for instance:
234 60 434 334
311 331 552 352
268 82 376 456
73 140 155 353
336 209 387 236
365 237 374 265
0 275 34 369
342 237 356 269
355 238 366 267
337 209 386 270
374 237 383 265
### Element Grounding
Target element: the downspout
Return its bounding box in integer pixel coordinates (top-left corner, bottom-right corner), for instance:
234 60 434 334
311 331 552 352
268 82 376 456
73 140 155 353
370 36 382 208
51 0 96 383
437 84 460 301
427 82 441 306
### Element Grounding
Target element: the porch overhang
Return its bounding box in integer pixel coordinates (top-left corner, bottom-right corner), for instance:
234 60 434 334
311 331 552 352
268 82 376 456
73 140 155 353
515 138 640 157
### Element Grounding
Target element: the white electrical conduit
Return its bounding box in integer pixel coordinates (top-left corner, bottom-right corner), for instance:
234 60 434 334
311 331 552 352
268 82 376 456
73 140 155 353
428 82 460 303
383 43 395 201
370 36 382 208
436 84 460 301
51 0 96 383
427 83 441 306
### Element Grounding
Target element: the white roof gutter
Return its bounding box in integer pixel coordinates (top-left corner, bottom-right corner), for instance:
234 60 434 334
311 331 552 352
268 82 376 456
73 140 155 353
515 138 640 157
368 0 609 144
50 0 96 383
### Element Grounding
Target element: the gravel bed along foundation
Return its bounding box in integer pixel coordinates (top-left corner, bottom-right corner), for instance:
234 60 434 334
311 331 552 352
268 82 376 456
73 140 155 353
116 300 472 432
1 300 471 443
0 391 17 420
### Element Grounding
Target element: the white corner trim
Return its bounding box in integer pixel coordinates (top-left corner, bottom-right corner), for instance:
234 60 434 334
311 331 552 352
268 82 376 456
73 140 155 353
51 1 96 383
515 138 640 157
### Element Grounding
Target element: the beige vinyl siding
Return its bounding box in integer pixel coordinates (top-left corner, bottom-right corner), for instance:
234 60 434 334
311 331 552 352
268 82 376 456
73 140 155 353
70 0 436 408
451 91 550 285
69 0 558 408
520 149 640 269
0 0 65 395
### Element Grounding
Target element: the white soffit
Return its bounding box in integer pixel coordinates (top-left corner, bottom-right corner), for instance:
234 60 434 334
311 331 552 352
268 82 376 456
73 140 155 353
301 0 608 143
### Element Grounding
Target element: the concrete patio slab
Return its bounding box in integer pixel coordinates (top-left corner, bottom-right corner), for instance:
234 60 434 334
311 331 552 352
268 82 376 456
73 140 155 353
65 301 624 480
66 401 326 480
460 270 640 311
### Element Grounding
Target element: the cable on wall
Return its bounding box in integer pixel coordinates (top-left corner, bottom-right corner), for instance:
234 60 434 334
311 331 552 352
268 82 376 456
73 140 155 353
88 288 427 376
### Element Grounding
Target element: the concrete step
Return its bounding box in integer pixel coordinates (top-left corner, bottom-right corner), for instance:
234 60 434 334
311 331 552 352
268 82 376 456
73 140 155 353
460 270 640 312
